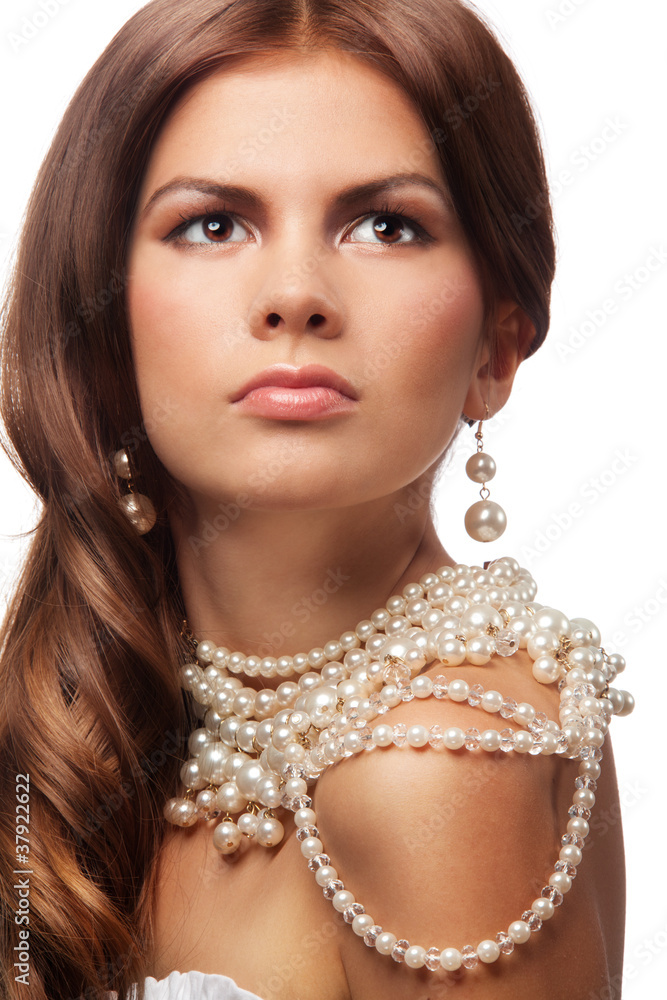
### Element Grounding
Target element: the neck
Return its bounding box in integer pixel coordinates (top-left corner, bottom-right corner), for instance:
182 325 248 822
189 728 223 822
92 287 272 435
169 484 456 684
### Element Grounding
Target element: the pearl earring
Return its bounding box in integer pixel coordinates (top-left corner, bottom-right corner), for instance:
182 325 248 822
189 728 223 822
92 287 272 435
464 406 507 542
112 448 157 535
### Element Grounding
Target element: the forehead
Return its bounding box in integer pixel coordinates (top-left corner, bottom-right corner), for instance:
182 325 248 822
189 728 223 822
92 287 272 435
139 49 444 195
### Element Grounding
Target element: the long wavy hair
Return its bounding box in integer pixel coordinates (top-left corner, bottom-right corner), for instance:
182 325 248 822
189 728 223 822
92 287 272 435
0 1 555 996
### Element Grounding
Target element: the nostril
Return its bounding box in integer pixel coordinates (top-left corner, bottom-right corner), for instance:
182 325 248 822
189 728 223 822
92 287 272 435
310 314 325 328
267 313 281 327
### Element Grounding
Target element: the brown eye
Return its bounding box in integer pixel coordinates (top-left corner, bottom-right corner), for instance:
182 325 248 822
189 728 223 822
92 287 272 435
179 213 247 244
349 213 420 244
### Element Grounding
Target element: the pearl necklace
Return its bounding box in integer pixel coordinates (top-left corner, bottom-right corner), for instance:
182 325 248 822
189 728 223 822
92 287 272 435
164 556 634 973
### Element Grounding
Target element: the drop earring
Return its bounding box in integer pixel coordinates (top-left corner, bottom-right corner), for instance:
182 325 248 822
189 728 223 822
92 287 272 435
113 448 157 535
464 404 507 542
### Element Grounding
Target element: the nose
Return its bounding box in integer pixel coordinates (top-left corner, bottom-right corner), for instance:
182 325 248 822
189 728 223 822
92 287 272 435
246 245 344 342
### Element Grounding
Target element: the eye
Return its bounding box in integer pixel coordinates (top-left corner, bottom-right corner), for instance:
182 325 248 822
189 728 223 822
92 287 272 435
171 212 248 245
350 205 432 246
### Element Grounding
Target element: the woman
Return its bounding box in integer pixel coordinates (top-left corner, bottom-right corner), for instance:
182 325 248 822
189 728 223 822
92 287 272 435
0 1 634 997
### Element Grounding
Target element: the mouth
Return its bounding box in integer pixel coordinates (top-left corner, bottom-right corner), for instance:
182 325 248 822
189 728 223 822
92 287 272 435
231 364 358 403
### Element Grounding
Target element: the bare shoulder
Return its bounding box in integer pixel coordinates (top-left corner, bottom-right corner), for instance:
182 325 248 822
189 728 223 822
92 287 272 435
311 652 626 1000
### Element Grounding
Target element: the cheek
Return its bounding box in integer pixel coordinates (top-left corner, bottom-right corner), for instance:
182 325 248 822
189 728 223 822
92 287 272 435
361 259 484 414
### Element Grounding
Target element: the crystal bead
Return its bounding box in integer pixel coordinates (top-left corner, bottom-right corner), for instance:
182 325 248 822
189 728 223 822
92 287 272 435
555 732 570 754
292 795 312 810
568 805 591 820
541 885 564 905
555 860 577 877
528 733 543 754
495 931 515 955
500 697 518 719
575 775 597 791
391 939 409 963
499 728 515 752
464 727 481 751
296 825 319 841
521 910 543 932
461 945 479 969
428 725 444 750
323 879 344 899
400 687 415 702
425 947 442 971
467 684 484 707
283 763 306 779
383 661 411 687
495 628 520 656
561 832 585 848
363 925 382 948
357 726 375 747
392 724 407 747
529 712 548 733
573 683 596 698
307 853 330 871
368 692 383 712
344 903 365 923
433 675 448 698
347 706 360 721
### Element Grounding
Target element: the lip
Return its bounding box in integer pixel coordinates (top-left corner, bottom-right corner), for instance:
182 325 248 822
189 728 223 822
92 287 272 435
231 364 358 403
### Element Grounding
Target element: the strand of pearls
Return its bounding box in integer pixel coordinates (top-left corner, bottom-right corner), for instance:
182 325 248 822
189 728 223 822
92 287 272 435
164 557 634 871
290 681 601 972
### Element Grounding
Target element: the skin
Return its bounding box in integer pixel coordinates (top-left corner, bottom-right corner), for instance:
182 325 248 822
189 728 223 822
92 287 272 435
126 49 624 999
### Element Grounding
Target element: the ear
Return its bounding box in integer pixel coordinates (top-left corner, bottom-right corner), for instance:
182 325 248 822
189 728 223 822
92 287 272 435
462 299 536 421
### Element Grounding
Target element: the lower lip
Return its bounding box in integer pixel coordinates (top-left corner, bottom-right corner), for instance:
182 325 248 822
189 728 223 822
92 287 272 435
234 386 357 420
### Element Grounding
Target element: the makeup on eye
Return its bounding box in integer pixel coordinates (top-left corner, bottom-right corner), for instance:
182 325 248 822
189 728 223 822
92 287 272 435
162 201 436 248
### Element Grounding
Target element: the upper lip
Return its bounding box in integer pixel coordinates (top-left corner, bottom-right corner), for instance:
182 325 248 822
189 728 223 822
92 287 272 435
231 364 358 402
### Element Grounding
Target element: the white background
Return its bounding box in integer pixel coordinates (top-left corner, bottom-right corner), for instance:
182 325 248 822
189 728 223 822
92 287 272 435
0 1 665 995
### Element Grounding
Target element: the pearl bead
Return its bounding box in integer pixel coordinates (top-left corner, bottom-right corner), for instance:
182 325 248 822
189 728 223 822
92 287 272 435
333 890 355 912
372 724 394 747
531 898 554 920
213 820 242 854
404 945 426 969
411 675 433 698
567 817 590 838
447 679 469 702
300 837 324 859
216 782 247 814
481 689 503 713
477 939 500 963
237 812 259 837
375 932 397 955
294 808 317 827
466 451 496 483
440 948 462 971
436 636 466 666
618 691 635 716
549 872 572 893
466 635 495 664
513 731 534 754
465 499 507 542
533 607 570 637
480 729 501 752
527 629 559 659
255 817 284 847
352 913 374 936
444 727 465 750
508 920 531 944
560 845 582 866
532 654 562 684
573 788 595 809
514 702 536 726
407 725 429 747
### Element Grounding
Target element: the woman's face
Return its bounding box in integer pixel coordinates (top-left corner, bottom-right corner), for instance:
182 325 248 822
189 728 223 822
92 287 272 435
126 49 488 517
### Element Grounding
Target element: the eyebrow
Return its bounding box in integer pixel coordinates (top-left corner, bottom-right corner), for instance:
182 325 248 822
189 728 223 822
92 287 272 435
139 171 453 219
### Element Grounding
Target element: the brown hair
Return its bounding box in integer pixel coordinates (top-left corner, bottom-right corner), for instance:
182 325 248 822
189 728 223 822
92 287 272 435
0 1 555 996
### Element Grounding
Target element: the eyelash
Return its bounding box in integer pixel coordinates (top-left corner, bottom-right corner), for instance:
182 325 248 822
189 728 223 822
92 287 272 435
164 201 434 246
